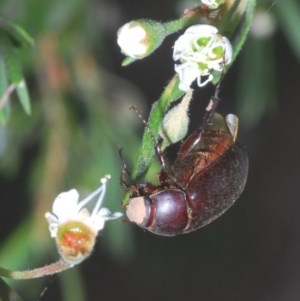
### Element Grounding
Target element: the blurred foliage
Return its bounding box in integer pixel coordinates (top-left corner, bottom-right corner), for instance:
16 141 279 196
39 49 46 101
0 15 33 123
237 0 300 126
0 0 141 299
0 0 299 300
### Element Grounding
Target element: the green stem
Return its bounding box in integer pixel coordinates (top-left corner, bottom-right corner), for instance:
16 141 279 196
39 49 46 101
164 17 196 34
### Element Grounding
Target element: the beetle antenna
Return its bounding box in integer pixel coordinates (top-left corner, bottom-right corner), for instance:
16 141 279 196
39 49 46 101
118 148 131 190
198 54 228 134
129 106 168 170
200 83 221 132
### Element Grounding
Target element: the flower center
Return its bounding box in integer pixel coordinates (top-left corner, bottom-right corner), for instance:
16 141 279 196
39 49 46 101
56 221 96 264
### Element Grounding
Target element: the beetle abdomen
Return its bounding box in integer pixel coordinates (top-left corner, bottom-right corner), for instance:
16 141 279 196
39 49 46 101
182 143 248 233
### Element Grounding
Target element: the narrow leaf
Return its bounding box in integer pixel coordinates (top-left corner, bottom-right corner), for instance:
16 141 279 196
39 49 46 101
122 57 137 66
131 76 184 182
0 15 34 48
16 80 31 115
236 37 277 126
0 277 23 301
276 0 300 60
0 56 10 124
4 43 23 84
231 0 257 61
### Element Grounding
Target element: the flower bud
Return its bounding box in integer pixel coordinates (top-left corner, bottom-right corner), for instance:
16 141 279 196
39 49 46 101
117 19 166 63
159 90 193 149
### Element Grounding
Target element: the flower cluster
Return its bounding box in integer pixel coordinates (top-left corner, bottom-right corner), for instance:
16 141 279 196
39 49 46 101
173 25 232 92
45 175 122 265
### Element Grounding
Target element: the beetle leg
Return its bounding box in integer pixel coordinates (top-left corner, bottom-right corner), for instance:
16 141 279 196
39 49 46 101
129 105 186 189
129 105 168 171
177 81 222 161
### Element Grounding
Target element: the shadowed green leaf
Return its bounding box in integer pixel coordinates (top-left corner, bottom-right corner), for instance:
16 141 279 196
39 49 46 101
0 277 22 301
16 80 31 115
231 0 256 62
4 44 23 85
236 36 277 126
276 0 300 60
0 56 10 124
0 15 34 48
131 76 184 183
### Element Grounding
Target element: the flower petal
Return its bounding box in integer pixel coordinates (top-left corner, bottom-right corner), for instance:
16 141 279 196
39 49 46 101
222 37 233 64
175 63 199 92
44 212 59 237
52 189 80 222
173 25 232 91
185 24 218 36
117 22 147 58
91 208 123 231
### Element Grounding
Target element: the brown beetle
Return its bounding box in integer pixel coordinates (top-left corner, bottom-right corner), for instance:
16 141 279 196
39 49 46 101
123 98 249 236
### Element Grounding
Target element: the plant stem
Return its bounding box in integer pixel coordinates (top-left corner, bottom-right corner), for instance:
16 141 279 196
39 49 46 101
0 259 72 280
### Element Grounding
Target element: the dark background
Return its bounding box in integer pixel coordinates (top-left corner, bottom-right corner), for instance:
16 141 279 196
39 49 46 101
1 0 300 300
87 3 300 301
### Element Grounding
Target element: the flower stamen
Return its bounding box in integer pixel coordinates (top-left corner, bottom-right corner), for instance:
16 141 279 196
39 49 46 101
173 24 232 91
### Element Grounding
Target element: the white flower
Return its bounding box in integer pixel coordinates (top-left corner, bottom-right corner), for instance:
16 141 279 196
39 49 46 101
201 0 225 10
117 22 148 59
173 25 233 92
45 175 122 264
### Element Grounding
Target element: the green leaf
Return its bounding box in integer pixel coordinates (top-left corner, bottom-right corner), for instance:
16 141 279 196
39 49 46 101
16 80 31 115
0 57 8 95
131 76 184 183
276 0 300 60
0 32 32 117
4 43 23 85
231 0 257 62
236 36 277 126
209 0 256 84
220 0 244 32
0 217 33 270
0 98 11 125
122 57 137 66
60 269 86 301
0 56 10 124
0 15 34 48
46 0 86 32
0 277 23 301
